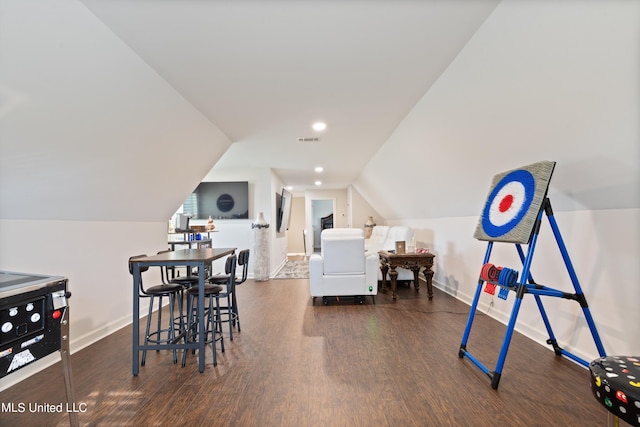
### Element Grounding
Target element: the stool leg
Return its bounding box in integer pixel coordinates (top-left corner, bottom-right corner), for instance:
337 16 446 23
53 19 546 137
207 295 217 367
156 295 164 352
226 293 234 341
216 295 225 354
168 293 177 364
181 294 193 368
607 412 619 427
142 295 155 366
178 289 185 334
232 292 241 332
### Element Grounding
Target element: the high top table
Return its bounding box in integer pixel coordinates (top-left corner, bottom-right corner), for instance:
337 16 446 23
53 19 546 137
130 247 236 375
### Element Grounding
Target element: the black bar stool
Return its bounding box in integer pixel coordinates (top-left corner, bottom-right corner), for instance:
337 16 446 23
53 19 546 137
182 254 236 366
129 255 185 365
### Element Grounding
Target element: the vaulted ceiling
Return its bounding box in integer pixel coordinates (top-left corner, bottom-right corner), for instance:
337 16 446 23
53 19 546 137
3 1 635 223
81 0 499 192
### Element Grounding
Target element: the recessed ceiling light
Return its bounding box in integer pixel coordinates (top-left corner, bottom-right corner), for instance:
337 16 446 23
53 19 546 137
315 166 323 173
314 180 322 186
312 122 326 132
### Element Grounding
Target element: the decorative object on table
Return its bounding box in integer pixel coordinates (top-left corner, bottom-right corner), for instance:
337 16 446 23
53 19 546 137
364 216 376 238
395 241 406 255
459 160 606 390
206 216 215 231
175 213 190 231
589 356 640 427
252 212 270 281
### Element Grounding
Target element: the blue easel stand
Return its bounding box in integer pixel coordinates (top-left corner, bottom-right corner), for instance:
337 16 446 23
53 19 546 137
458 198 606 389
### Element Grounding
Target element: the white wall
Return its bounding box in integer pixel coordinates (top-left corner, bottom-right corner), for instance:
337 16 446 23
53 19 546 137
0 219 167 390
358 0 640 359
356 0 639 220
348 185 385 235
0 0 231 223
0 0 231 390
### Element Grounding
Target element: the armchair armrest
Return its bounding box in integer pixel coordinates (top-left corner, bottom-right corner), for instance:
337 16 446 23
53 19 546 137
309 254 323 297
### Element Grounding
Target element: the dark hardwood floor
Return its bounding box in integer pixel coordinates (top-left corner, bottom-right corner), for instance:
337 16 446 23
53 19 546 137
0 277 608 426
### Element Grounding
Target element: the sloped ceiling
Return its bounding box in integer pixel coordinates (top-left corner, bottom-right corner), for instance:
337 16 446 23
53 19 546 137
0 0 231 221
79 0 500 192
5 1 634 225
354 0 640 220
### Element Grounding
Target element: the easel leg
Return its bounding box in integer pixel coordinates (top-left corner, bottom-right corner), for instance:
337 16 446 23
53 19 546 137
546 207 607 357
492 286 526 389
460 242 493 353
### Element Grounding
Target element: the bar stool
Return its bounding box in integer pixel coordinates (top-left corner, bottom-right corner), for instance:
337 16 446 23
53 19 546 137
129 255 185 365
208 249 249 331
158 250 195 330
589 355 640 426
211 253 241 341
182 254 236 367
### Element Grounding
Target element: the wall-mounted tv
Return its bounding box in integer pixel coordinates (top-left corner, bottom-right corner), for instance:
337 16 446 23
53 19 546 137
182 181 249 220
277 187 293 232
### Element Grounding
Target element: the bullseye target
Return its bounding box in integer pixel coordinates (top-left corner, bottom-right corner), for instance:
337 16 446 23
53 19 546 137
474 161 556 244
482 169 535 237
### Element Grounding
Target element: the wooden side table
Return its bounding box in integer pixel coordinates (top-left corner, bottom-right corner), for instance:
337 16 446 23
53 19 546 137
378 250 435 300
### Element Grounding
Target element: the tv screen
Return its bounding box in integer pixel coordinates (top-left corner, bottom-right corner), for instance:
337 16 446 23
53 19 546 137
277 188 293 232
182 181 249 220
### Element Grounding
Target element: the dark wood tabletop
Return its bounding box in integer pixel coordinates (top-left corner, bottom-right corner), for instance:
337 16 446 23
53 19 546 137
134 247 235 264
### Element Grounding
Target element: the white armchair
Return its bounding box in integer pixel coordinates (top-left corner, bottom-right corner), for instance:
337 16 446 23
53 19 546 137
309 228 378 305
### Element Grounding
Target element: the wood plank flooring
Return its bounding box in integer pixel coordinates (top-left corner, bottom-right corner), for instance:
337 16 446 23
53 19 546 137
0 278 609 426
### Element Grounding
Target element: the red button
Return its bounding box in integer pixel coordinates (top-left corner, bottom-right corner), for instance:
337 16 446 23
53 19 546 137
52 310 61 319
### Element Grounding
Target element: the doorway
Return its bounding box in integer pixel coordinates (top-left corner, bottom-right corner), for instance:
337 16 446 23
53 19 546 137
310 199 334 253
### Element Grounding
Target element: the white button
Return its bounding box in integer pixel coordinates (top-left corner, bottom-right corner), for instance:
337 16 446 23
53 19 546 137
26 303 34 311
30 313 41 323
1 322 12 333
9 308 18 317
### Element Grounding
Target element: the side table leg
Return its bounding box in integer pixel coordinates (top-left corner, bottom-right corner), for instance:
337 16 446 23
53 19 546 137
423 266 434 299
412 267 420 292
390 267 398 300
380 264 389 291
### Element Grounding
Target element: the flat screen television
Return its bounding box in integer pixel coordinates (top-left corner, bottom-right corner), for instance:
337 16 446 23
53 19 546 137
277 187 293 232
182 181 249 220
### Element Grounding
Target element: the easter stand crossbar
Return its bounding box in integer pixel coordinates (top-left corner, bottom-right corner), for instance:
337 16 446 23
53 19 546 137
458 161 606 390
